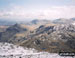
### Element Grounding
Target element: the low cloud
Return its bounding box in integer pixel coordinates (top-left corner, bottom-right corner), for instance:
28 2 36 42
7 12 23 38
0 5 75 20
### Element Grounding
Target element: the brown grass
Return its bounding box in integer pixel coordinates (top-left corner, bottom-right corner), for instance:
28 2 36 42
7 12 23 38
15 33 25 37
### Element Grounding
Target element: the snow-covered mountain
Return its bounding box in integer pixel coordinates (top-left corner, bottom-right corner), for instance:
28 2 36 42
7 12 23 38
0 42 74 58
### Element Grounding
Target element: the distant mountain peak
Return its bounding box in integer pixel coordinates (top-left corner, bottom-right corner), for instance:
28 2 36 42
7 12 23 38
13 23 21 28
31 19 39 24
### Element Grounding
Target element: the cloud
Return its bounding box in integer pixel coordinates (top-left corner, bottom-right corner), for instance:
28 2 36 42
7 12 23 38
0 5 75 20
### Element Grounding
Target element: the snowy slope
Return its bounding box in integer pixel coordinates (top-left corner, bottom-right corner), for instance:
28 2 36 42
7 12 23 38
0 42 74 58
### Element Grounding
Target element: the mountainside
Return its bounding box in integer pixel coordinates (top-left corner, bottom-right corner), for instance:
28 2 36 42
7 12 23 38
0 19 75 53
0 24 29 43
19 24 75 53
0 26 8 32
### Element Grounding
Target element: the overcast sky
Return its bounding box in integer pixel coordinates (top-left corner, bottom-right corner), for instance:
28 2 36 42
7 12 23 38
0 0 75 20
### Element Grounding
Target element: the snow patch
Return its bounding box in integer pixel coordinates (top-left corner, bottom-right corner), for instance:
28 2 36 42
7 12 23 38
0 42 74 58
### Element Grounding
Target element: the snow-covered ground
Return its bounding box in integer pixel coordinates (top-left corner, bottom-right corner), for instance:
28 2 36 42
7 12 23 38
72 22 75 25
0 42 74 58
